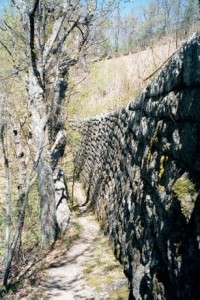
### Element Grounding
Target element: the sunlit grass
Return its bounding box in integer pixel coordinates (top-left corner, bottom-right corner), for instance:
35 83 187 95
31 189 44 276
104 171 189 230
84 230 129 298
68 38 184 118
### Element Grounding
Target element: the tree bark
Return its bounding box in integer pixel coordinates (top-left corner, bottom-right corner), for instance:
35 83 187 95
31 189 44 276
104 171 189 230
37 157 58 243
50 56 71 233
54 168 70 234
0 128 11 283
28 71 58 245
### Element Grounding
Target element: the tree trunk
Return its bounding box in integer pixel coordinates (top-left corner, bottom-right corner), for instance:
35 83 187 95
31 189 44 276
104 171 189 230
54 168 70 233
37 157 58 244
29 71 58 245
0 128 11 284
11 119 27 259
49 57 71 233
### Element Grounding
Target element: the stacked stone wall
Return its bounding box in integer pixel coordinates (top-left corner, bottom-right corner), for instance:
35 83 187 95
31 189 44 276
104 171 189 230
74 32 200 299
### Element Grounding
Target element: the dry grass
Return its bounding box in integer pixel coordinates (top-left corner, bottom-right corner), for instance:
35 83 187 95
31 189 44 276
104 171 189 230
68 37 185 118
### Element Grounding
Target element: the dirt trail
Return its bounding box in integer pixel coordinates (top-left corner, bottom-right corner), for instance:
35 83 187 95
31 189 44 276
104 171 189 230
45 182 128 300
45 182 97 299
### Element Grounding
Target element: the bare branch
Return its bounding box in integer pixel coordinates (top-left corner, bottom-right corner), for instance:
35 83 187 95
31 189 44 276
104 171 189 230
4 21 25 43
144 45 183 81
0 39 15 63
70 20 84 40
29 0 40 16
47 17 80 59
43 13 67 63
0 64 29 82
11 0 26 11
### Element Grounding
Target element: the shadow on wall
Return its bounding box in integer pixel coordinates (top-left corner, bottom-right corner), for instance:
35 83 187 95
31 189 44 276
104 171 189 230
73 31 200 299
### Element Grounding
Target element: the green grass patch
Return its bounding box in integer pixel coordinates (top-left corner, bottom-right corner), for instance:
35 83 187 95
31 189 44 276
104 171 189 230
84 230 128 298
172 173 197 222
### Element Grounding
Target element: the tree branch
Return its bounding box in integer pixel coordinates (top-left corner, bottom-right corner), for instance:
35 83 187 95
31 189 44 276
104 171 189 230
29 0 40 16
0 39 15 63
144 44 183 81
69 20 84 39
3 21 25 43
43 13 67 63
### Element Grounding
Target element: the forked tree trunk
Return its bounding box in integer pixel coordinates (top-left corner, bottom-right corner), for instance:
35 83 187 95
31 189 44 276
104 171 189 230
11 0 93 245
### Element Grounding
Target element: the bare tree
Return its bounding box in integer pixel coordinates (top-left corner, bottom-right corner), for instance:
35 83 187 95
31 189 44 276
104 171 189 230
0 87 35 287
3 0 101 245
0 0 116 290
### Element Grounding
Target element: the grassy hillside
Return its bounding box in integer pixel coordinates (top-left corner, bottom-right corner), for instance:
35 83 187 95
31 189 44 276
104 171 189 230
68 38 185 118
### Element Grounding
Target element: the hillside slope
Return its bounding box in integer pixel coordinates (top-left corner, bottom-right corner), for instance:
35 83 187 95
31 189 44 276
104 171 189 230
68 38 185 118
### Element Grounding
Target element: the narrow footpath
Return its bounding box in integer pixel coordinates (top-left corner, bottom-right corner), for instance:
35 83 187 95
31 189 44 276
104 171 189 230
45 182 129 300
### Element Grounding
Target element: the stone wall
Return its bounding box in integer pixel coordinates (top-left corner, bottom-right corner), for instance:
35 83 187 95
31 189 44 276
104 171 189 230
74 32 200 299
